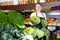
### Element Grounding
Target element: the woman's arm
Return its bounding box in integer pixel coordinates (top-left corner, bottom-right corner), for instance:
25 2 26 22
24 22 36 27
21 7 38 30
29 12 36 25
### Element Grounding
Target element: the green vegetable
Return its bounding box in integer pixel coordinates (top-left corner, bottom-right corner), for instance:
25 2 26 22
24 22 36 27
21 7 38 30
0 23 24 40
22 27 35 35
57 34 60 39
54 20 60 24
33 27 44 38
0 10 26 40
41 28 50 37
30 16 40 24
22 27 44 38
0 10 8 26
8 10 25 28
36 29 44 38
1 32 12 40
41 19 48 27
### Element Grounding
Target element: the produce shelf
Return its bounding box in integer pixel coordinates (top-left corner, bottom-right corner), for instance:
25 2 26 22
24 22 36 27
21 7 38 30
48 24 60 26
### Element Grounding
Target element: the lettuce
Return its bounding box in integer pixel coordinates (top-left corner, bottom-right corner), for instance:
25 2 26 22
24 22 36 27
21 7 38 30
30 16 40 24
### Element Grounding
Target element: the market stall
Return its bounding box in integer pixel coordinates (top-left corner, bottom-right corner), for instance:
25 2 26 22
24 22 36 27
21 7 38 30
0 1 60 40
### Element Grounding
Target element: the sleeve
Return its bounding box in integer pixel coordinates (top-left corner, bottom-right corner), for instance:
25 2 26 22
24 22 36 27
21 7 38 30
30 12 35 17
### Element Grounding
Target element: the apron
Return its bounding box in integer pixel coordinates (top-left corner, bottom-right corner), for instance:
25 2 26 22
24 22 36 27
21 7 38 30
35 12 45 29
35 12 47 40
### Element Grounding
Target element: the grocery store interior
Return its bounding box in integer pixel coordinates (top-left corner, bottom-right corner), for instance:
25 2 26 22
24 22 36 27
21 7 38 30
0 0 60 40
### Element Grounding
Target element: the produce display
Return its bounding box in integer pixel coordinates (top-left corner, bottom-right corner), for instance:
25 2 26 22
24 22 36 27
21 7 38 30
22 27 44 38
54 19 60 24
46 17 54 24
23 10 31 12
42 6 51 12
0 10 25 40
0 10 50 40
0 24 24 40
22 9 35 12
24 17 30 24
8 10 25 28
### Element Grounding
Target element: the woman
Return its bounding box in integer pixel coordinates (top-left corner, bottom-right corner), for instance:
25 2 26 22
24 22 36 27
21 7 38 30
30 3 47 40
30 3 46 29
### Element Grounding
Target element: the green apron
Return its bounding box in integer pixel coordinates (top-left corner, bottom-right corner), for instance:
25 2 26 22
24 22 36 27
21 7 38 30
35 12 45 29
35 12 48 40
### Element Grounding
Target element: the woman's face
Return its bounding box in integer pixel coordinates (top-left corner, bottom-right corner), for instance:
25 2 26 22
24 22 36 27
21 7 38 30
35 4 42 11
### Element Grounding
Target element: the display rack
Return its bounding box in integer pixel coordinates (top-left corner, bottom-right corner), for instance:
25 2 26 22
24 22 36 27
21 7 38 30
0 1 60 11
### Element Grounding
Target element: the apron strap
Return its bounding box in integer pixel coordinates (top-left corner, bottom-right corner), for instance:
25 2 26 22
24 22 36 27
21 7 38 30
42 13 45 18
36 12 45 18
36 12 37 16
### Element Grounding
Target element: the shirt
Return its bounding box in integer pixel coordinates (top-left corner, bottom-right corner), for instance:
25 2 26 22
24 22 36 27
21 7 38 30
30 12 46 19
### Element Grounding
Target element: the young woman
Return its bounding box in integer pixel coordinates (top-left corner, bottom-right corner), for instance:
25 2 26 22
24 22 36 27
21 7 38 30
30 3 46 29
30 3 48 40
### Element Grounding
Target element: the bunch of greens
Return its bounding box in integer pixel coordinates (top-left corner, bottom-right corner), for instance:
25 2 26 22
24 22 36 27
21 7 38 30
0 10 25 40
8 10 25 28
0 10 25 28
41 19 48 27
41 28 50 37
22 27 44 38
0 10 8 26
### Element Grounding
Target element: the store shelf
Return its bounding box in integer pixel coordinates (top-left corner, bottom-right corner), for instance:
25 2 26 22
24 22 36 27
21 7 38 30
48 24 60 26
20 12 32 16
0 1 60 11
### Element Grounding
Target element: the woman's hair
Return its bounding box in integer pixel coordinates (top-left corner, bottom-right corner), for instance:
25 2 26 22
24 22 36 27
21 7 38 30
35 3 42 6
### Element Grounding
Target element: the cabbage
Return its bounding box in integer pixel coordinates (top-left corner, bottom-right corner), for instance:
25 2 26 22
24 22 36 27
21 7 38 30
22 27 44 38
30 16 40 24
22 27 35 35
41 28 50 37
41 19 48 27
36 29 44 38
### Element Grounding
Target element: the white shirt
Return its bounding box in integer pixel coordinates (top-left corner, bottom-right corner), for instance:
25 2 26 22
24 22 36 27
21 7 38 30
30 12 46 19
